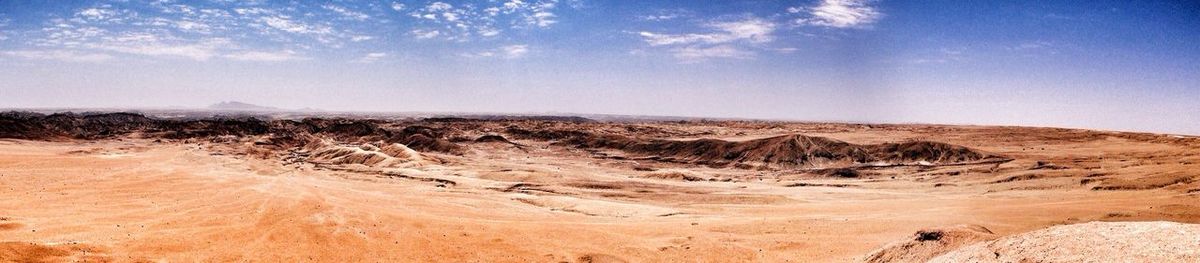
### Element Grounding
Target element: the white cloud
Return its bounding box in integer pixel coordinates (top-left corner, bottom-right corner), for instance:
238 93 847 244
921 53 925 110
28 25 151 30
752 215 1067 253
530 11 557 27
638 17 776 46
640 14 679 21
710 18 775 43
23 1 568 63
428 2 453 12
638 9 690 21
233 7 270 16
412 29 441 39
78 7 119 21
223 50 308 62
519 1 559 28
503 0 527 13
198 8 232 19
2 50 114 62
24 2 371 63
484 7 501 17
323 4 370 21
261 16 327 35
406 0 562 40
463 45 530 59
351 52 387 63
672 45 753 62
479 28 501 37
408 2 475 40
638 32 702 46
256 15 350 44
793 0 882 28
636 17 777 62
83 33 231 61
1013 41 1052 50
175 20 211 33
156 3 197 15
563 0 586 9
469 51 496 58
501 44 529 58
36 20 108 48
72 5 140 25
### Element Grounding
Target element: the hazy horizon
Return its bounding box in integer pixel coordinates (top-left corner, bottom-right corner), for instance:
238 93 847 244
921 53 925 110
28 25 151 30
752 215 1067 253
1 0 1198 135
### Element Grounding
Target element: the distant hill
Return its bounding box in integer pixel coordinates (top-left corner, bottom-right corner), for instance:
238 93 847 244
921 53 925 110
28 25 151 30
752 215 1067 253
207 101 281 112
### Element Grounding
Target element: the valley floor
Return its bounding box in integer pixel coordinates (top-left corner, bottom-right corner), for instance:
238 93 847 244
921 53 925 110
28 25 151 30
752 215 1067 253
1 134 1197 262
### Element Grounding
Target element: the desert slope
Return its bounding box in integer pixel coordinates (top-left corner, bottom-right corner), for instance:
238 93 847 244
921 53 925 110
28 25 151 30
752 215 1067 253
931 221 1200 262
1 112 1198 262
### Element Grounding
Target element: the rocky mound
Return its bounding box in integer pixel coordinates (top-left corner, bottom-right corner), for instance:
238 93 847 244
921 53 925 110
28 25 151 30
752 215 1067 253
0 111 274 140
474 134 512 143
387 126 465 154
1 112 157 139
640 170 706 182
0 111 467 154
860 225 997 263
504 127 591 141
507 128 1007 169
158 117 272 139
294 118 392 142
929 221 1200 262
306 141 431 168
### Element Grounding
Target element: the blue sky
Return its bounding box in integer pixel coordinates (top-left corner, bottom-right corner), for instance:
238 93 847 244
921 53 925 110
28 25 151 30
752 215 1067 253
0 0 1198 134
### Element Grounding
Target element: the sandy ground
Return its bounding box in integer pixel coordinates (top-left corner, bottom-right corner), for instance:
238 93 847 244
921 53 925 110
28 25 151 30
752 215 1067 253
1 124 1198 262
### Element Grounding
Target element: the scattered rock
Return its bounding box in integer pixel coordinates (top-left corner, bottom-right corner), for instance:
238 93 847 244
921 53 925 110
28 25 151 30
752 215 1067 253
640 170 705 182
1030 160 1068 170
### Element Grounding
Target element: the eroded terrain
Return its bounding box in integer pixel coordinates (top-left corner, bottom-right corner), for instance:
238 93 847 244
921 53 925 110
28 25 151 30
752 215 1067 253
1 112 1198 262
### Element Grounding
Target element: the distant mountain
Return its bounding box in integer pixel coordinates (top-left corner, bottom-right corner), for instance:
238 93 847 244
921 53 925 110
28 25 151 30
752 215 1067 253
207 101 281 112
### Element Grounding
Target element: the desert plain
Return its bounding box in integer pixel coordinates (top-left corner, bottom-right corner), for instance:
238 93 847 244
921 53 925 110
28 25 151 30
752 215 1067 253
1 112 1198 262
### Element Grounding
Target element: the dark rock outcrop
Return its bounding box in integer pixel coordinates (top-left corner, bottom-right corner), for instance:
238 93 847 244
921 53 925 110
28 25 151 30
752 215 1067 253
506 128 1007 169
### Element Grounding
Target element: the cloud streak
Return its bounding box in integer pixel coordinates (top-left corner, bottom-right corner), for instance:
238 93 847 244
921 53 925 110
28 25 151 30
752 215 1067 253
224 50 309 62
323 4 370 21
463 44 531 59
15 2 387 62
86 33 232 61
3 50 114 62
672 45 753 62
637 17 775 61
791 0 882 29
351 52 388 63
501 44 529 58
405 0 566 41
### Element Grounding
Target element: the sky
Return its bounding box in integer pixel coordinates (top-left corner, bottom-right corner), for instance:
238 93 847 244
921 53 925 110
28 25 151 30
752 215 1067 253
0 0 1197 135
